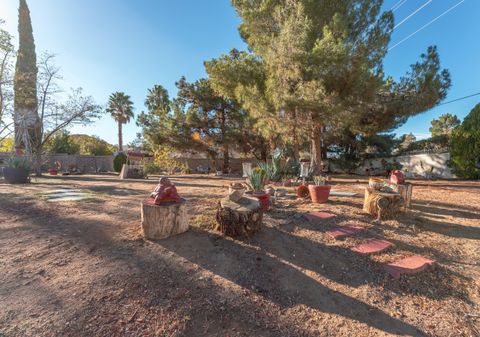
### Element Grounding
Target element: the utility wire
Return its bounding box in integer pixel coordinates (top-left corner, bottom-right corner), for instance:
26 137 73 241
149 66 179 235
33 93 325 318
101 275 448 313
393 0 432 30
389 0 466 50
391 0 407 12
438 92 480 106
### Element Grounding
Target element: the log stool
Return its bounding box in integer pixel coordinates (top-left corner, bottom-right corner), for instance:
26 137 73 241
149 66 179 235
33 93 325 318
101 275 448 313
363 188 403 221
393 183 413 210
141 198 188 239
216 196 263 238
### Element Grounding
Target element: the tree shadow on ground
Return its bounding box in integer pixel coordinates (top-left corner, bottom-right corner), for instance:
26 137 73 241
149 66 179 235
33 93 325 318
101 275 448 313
0 197 423 337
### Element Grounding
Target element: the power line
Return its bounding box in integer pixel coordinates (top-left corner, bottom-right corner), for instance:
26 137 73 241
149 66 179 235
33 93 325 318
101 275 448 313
393 0 432 30
391 0 407 12
389 0 466 50
438 92 480 106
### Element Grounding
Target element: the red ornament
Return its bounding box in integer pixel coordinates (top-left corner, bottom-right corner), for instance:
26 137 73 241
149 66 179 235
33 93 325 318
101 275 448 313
390 170 405 184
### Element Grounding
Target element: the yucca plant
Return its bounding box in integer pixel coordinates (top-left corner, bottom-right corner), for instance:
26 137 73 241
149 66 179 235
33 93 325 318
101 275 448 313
247 167 267 193
257 162 275 181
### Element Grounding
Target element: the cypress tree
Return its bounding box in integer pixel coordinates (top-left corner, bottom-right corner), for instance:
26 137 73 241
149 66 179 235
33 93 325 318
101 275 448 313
14 0 39 151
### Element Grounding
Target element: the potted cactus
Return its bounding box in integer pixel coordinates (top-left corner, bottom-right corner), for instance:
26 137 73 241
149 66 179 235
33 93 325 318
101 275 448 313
247 167 270 211
308 176 331 203
3 156 30 184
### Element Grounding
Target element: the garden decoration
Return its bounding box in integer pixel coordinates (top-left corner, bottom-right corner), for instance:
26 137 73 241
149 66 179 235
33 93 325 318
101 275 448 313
242 162 253 178
141 177 188 239
216 196 263 238
246 167 270 211
119 151 152 179
308 176 331 203
363 187 402 221
150 177 181 204
228 183 246 202
3 155 30 184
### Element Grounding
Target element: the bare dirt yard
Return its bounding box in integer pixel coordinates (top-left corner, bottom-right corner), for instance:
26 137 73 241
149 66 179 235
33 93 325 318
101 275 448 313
0 174 479 337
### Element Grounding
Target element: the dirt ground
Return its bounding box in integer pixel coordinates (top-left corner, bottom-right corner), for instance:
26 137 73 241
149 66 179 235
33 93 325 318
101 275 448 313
0 174 479 337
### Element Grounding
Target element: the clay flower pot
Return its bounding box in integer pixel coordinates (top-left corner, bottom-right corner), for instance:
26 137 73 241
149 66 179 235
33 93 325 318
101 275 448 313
49 169 58 176
297 185 309 199
308 185 331 203
369 177 384 190
253 192 270 211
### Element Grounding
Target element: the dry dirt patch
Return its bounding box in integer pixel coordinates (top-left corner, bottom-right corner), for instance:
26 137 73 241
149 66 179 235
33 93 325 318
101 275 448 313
0 174 479 336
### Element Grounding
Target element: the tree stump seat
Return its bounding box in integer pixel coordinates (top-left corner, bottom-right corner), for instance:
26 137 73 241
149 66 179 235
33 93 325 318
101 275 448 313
216 196 263 238
141 198 188 239
363 188 403 221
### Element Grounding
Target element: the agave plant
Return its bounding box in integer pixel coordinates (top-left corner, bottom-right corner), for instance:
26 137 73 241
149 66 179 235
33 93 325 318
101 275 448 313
257 162 275 181
313 176 326 186
247 167 267 193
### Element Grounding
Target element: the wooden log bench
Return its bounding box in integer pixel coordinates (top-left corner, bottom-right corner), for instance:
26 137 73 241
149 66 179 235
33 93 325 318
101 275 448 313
216 196 263 238
141 198 188 239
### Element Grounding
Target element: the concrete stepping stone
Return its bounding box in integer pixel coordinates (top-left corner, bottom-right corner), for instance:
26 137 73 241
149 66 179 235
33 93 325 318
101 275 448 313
304 211 337 223
326 225 364 239
351 239 393 255
329 191 357 197
383 255 435 279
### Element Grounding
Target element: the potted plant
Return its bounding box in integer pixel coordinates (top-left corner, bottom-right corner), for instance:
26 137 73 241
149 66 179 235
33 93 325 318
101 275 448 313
247 167 270 211
3 156 30 184
308 176 331 203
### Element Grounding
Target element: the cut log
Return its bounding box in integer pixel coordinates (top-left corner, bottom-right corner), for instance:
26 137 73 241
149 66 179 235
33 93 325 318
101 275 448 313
363 188 403 221
216 196 263 238
141 198 188 239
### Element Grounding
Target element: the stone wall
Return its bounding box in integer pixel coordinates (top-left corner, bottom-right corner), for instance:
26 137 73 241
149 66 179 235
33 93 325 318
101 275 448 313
0 153 114 173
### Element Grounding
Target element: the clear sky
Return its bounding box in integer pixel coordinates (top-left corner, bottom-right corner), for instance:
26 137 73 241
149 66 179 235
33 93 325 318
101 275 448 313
1 0 479 145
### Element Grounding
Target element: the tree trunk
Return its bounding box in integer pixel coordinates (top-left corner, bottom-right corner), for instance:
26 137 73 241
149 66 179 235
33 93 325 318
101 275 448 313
216 196 263 238
141 198 188 239
310 124 323 174
223 144 230 172
292 108 299 161
118 120 123 151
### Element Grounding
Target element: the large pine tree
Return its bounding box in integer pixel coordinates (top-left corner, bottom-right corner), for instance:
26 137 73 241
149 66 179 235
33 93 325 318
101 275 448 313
216 0 451 172
14 0 39 152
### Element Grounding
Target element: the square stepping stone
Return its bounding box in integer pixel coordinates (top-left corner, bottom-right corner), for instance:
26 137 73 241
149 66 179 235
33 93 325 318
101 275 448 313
304 211 337 223
383 256 435 279
351 239 393 255
325 225 364 239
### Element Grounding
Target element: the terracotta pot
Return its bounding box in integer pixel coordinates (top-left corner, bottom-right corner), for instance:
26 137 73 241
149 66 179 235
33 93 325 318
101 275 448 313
49 169 58 176
308 185 331 203
253 192 270 211
297 185 309 198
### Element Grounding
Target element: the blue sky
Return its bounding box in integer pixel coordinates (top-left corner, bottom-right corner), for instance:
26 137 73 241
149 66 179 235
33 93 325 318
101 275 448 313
1 0 479 145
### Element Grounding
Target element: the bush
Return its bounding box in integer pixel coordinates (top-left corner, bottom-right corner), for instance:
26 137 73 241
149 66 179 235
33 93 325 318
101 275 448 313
143 163 161 175
113 153 127 172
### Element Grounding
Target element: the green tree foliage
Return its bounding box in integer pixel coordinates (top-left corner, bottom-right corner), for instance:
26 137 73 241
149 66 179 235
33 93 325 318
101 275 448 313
450 104 480 179
429 113 460 137
0 20 14 142
71 134 116 155
14 0 40 151
113 153 127 173
218 0 450 172
44 130 80 154
107 92 134 151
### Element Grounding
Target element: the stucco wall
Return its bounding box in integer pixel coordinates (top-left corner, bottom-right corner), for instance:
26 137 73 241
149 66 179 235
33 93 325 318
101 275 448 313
355 152 455 179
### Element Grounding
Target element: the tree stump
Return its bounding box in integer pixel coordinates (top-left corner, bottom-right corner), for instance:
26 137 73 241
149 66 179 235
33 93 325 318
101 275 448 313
141 198 188 239
216 196 263 238
363 188 403 221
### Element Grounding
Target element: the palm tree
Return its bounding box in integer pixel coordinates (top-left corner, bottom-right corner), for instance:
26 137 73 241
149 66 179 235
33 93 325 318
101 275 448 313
106 92 134 151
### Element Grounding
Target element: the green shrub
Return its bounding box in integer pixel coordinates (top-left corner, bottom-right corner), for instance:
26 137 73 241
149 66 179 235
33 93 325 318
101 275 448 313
113 153 127 172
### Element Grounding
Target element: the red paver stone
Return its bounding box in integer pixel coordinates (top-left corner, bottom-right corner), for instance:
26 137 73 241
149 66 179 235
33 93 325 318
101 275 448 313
383 255 435 279
325 225 365 239
351 239 393 255
304 211 337 222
